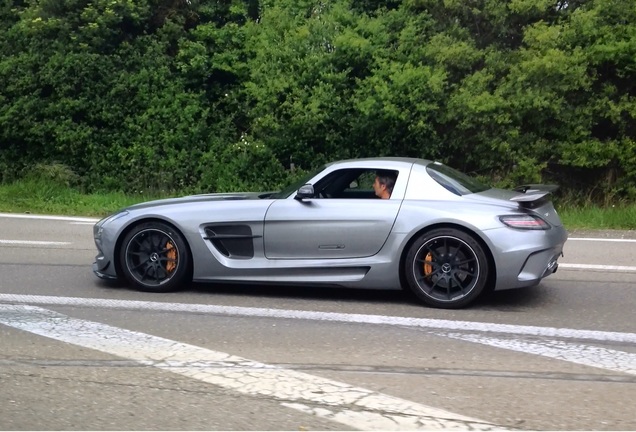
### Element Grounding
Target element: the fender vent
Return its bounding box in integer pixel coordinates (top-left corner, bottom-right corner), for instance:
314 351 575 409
203 225 257 259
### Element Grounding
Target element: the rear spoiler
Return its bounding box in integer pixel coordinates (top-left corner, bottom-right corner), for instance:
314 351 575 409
510 184 559 204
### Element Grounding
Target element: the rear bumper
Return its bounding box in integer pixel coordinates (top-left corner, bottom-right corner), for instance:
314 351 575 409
492 225 567 291
517 247 563 284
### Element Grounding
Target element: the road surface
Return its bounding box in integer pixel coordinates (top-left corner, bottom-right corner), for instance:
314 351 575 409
0 213 634 430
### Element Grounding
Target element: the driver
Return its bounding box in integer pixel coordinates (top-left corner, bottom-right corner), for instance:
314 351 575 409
373 170 397 199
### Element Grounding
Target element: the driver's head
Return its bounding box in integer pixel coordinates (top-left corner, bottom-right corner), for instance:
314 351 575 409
373 170 397 199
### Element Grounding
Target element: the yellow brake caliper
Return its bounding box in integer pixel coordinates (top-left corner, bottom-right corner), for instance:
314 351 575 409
423 252 433 277
165 241 177 273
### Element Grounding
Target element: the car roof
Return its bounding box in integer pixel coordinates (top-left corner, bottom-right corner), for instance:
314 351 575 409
327 157 433 167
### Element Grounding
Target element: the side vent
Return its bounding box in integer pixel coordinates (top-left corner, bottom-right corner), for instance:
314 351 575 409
203 225 257 259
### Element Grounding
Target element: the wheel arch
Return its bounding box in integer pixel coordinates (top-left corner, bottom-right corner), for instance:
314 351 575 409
398 222 497 293
113 217 194 281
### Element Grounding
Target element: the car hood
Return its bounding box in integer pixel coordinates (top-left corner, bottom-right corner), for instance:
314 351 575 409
125 192 274 211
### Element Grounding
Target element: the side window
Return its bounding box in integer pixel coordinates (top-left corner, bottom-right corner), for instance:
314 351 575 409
344 171 376 193
315 168 398 199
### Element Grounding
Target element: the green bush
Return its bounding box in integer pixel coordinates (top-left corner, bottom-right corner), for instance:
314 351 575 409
24 162 80 188
0 0 634 205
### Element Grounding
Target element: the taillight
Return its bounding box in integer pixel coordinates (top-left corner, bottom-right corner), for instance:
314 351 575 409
499 214 550 230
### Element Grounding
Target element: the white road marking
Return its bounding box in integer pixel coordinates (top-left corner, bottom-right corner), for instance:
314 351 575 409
0 304 500 431
0 213 99 223
569 237 636 243
559 263 636 272
1 294 635 345
443 333 636 376
0 239 71 246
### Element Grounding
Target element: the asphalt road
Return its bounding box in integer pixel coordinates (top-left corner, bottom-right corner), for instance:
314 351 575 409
0 213 635 430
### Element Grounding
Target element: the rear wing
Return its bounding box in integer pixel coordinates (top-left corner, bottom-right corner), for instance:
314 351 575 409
510 184 559 205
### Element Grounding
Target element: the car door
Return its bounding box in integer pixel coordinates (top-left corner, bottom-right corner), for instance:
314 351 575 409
263 168 402 259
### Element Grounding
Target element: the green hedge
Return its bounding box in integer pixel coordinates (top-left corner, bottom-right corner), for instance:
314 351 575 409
1 0 634 203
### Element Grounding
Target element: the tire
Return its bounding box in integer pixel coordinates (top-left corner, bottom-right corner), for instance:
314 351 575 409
404 228 489 309
119 221 191 293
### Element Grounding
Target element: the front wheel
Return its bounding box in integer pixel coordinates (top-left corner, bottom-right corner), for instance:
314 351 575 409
404 228 489 309
119 221 191 293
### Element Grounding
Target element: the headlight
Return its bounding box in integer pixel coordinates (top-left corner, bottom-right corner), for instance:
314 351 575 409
103 210 129 225
94 210 129 238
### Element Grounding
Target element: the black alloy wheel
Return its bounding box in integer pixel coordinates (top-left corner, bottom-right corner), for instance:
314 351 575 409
119 221 191 292
405 228 489 309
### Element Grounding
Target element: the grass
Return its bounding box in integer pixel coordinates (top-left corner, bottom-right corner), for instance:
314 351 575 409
557 204 636 230
0 179 634 230
0 180 166 218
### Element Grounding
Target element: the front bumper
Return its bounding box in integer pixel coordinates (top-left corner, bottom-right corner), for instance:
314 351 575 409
92 260 118 280
92 210 131 281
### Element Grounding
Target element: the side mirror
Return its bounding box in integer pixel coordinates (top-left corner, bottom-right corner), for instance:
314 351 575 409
294 184 315 200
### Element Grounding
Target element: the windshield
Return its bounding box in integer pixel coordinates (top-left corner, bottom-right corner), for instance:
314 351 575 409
426 162 490 195
270 165 326 199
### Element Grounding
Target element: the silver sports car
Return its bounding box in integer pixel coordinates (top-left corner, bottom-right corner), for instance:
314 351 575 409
93 157 567 308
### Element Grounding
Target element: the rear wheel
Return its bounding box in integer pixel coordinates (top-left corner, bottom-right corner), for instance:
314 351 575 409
119 222 191 293
405 228 489 309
